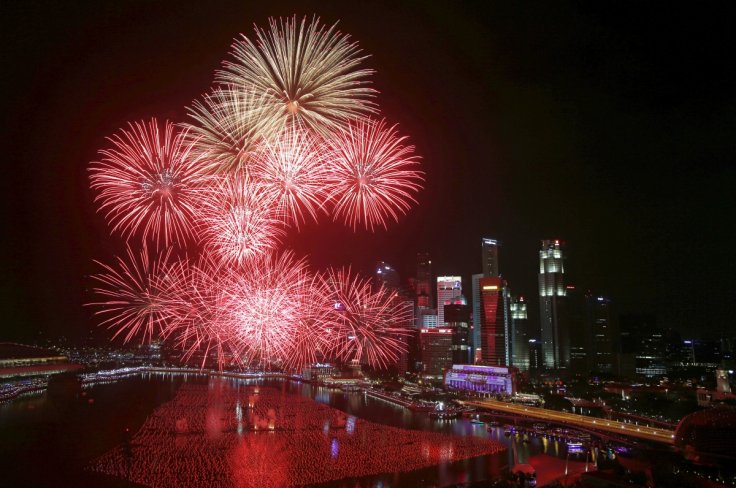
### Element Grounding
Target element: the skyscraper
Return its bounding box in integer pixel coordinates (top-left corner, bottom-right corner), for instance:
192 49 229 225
415 252 433 309
481 238 500 278
375 261 399 291
510 296 530 370
471 273 483 362
436 276 462 326
419 328 453 378
444 296 471 364
479 276 507 366
538 239 568 370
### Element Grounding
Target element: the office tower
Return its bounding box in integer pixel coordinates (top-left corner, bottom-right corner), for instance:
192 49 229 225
419 310 438 328
566 286 589 375
375 261 399 291
436 276 462 326
419 328 453 378
471 273 483 362
416 252 433 308
444 296 471 364
528 339 542 373
538 239 569 370
588 294 616 373
510 296 530 370
481 238 500 278
479 276 507 366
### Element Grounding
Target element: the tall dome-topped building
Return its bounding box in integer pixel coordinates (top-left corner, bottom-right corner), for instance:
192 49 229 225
674 405 736 465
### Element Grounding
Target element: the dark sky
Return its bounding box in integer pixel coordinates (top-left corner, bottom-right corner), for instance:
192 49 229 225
2 1 735 343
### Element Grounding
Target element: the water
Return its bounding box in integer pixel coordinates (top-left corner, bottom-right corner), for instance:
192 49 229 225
0 374 588 487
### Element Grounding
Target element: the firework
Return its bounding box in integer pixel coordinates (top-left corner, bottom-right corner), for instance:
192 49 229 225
198 171 286 265
326 118 423 230
220 252 328 370
88 17 423 372
318 267 411 368
218 16 377 137
251 125 330 227
88 245 176 343
89 119 204 247
184 87 276 173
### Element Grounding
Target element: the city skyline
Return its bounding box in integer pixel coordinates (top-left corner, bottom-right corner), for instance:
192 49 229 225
2 2 735 343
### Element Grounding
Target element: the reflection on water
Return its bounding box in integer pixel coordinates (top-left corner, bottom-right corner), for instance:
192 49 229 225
0 374 593 487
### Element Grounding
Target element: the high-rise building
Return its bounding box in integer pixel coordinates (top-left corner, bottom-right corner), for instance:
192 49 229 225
437 276 462 326
538 239 569 370
510 296 530 370
479 276 507 366
375 261 399 291
419 327 453 378
481 238 500 278
471 273 483 362
444 296 471 364
416 253 433 309
588 295 616 373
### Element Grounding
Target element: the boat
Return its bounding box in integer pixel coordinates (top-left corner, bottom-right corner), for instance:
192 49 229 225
470 419 485 425
430 410 460 420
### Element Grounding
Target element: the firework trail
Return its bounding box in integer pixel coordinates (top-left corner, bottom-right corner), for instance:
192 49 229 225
89 119 204 247
88 245 177 343
220 252 327 370
326 118 423 231
218 16 377 137
184 88 276 173
319 267 411 369
251 125 330 227
198 171 286 266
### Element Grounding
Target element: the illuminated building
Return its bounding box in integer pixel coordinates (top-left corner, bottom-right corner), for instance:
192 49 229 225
444 364 515 395
481 237 500 278
538 239 569 370
0 343 82 379
417 308 438 328
374 261 399 290
415 252 433 309
419 328 453 378
444 296 471 364
436 276 461 326
510 296 530 370
471 273 483 362
479 276 508 366
528 339 542 373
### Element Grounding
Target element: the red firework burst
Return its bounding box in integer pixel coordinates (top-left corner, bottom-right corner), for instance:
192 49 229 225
198 171 286 265
88 245 176 343
89 119 205 247
251 125 331 227
220 252 328 370
318 267 411 368
325 118 423 231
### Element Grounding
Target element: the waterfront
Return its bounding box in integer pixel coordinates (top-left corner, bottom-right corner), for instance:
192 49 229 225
1 373 594 487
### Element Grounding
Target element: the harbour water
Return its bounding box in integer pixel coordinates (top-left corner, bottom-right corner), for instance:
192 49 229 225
0 373 593 487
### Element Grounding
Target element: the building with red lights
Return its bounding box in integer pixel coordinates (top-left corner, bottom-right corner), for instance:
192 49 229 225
479 276 508 366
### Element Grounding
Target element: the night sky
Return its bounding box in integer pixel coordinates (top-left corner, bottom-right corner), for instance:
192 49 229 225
2 1 735 343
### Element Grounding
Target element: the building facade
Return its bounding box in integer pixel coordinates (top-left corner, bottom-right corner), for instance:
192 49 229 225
538 239 569 370
436 276 462 326
479 276 507 366
419 328 453 378
444 297 471 364
510 296 530 371
444 364 515 395
481 238 500 278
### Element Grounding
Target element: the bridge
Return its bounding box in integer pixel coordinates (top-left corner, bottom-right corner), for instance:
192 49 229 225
459 399 675 445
